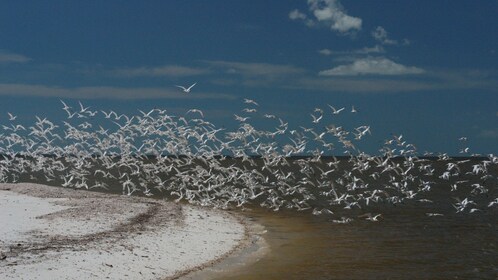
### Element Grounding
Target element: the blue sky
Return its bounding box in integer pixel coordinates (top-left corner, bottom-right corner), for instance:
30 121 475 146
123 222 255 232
0 0 497 155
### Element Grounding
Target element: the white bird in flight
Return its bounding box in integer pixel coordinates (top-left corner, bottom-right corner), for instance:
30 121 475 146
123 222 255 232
7 112 17 121
186 109 204 118
328 105 345 115
175 82 197 93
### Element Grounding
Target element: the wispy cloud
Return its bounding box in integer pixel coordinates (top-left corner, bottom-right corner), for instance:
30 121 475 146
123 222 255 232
205 60 305 79
478 129 498 139
289 9 315 27
289 9 314 27
318 49 333 56
204 60 307 89
110 65 209 78
371 26 398 45
290 0 362 34
289 9 307 21
318 45 385 56
319 57 425 76
0 50 31 63
291 68 498 93
204 60 497 94
371 26 411 46
293 77 440 93
0 83 233 100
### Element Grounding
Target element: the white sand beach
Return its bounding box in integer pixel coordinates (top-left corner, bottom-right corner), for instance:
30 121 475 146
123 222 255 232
0 183 267 280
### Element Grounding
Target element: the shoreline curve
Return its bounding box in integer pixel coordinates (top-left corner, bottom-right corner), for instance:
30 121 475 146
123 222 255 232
0 183 267 280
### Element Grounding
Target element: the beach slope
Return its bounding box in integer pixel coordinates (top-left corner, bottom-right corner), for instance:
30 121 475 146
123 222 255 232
0 183 254 280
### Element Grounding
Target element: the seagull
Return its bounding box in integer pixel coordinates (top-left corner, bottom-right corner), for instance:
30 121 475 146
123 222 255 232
242 108 257 113
7 112 17 121
175 82 197 93
426 213 444 217
310 113 323 123
78 101 90 113
327 105 345 115
243 98 259 106
60 100 71 110
1 94 497 218
186 109 204 118
331 217 353 224
234 114 249 122
358 213 382 222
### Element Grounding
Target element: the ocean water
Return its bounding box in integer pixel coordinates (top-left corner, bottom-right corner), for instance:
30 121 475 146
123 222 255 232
225 203 497 279
206 159 498 279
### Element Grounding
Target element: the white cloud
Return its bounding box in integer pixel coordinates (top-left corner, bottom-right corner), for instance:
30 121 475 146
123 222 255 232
205 60 305 78
0 50 31 63
288 9 315 27
371 26 398 45
111 65 209 78
318 49 333 56
290 0 362 34
355 45 385 54
372 26 411 46
319 57 425 76
292 68 498 93
203 60 307 88
308 0 362 33
318 45 385 56
289 9 307 20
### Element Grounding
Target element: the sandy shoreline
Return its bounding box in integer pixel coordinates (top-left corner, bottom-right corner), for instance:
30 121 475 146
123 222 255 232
0 183 268 280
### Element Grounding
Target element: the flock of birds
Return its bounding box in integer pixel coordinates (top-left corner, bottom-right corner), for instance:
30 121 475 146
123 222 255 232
0 93 497 222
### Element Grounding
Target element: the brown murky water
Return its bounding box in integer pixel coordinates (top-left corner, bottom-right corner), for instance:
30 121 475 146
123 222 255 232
220 205 498 280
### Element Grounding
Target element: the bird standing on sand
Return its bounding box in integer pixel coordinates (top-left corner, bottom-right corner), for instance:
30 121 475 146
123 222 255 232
175 82 197 93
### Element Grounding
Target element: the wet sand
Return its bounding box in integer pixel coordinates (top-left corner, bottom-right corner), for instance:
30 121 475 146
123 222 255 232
0 183 267 280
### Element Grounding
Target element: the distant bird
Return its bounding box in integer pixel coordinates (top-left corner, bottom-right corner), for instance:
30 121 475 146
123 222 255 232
331 217 353 224
426 213 444 217
243 98 259 106
234 114 249 122
175 82 197 93
0 96 496 219
7 112 17 121
78 101 90 113
358 213 382 222
310 113 323 123
186 109 204 118
328 105 345 115
60 100 71 109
